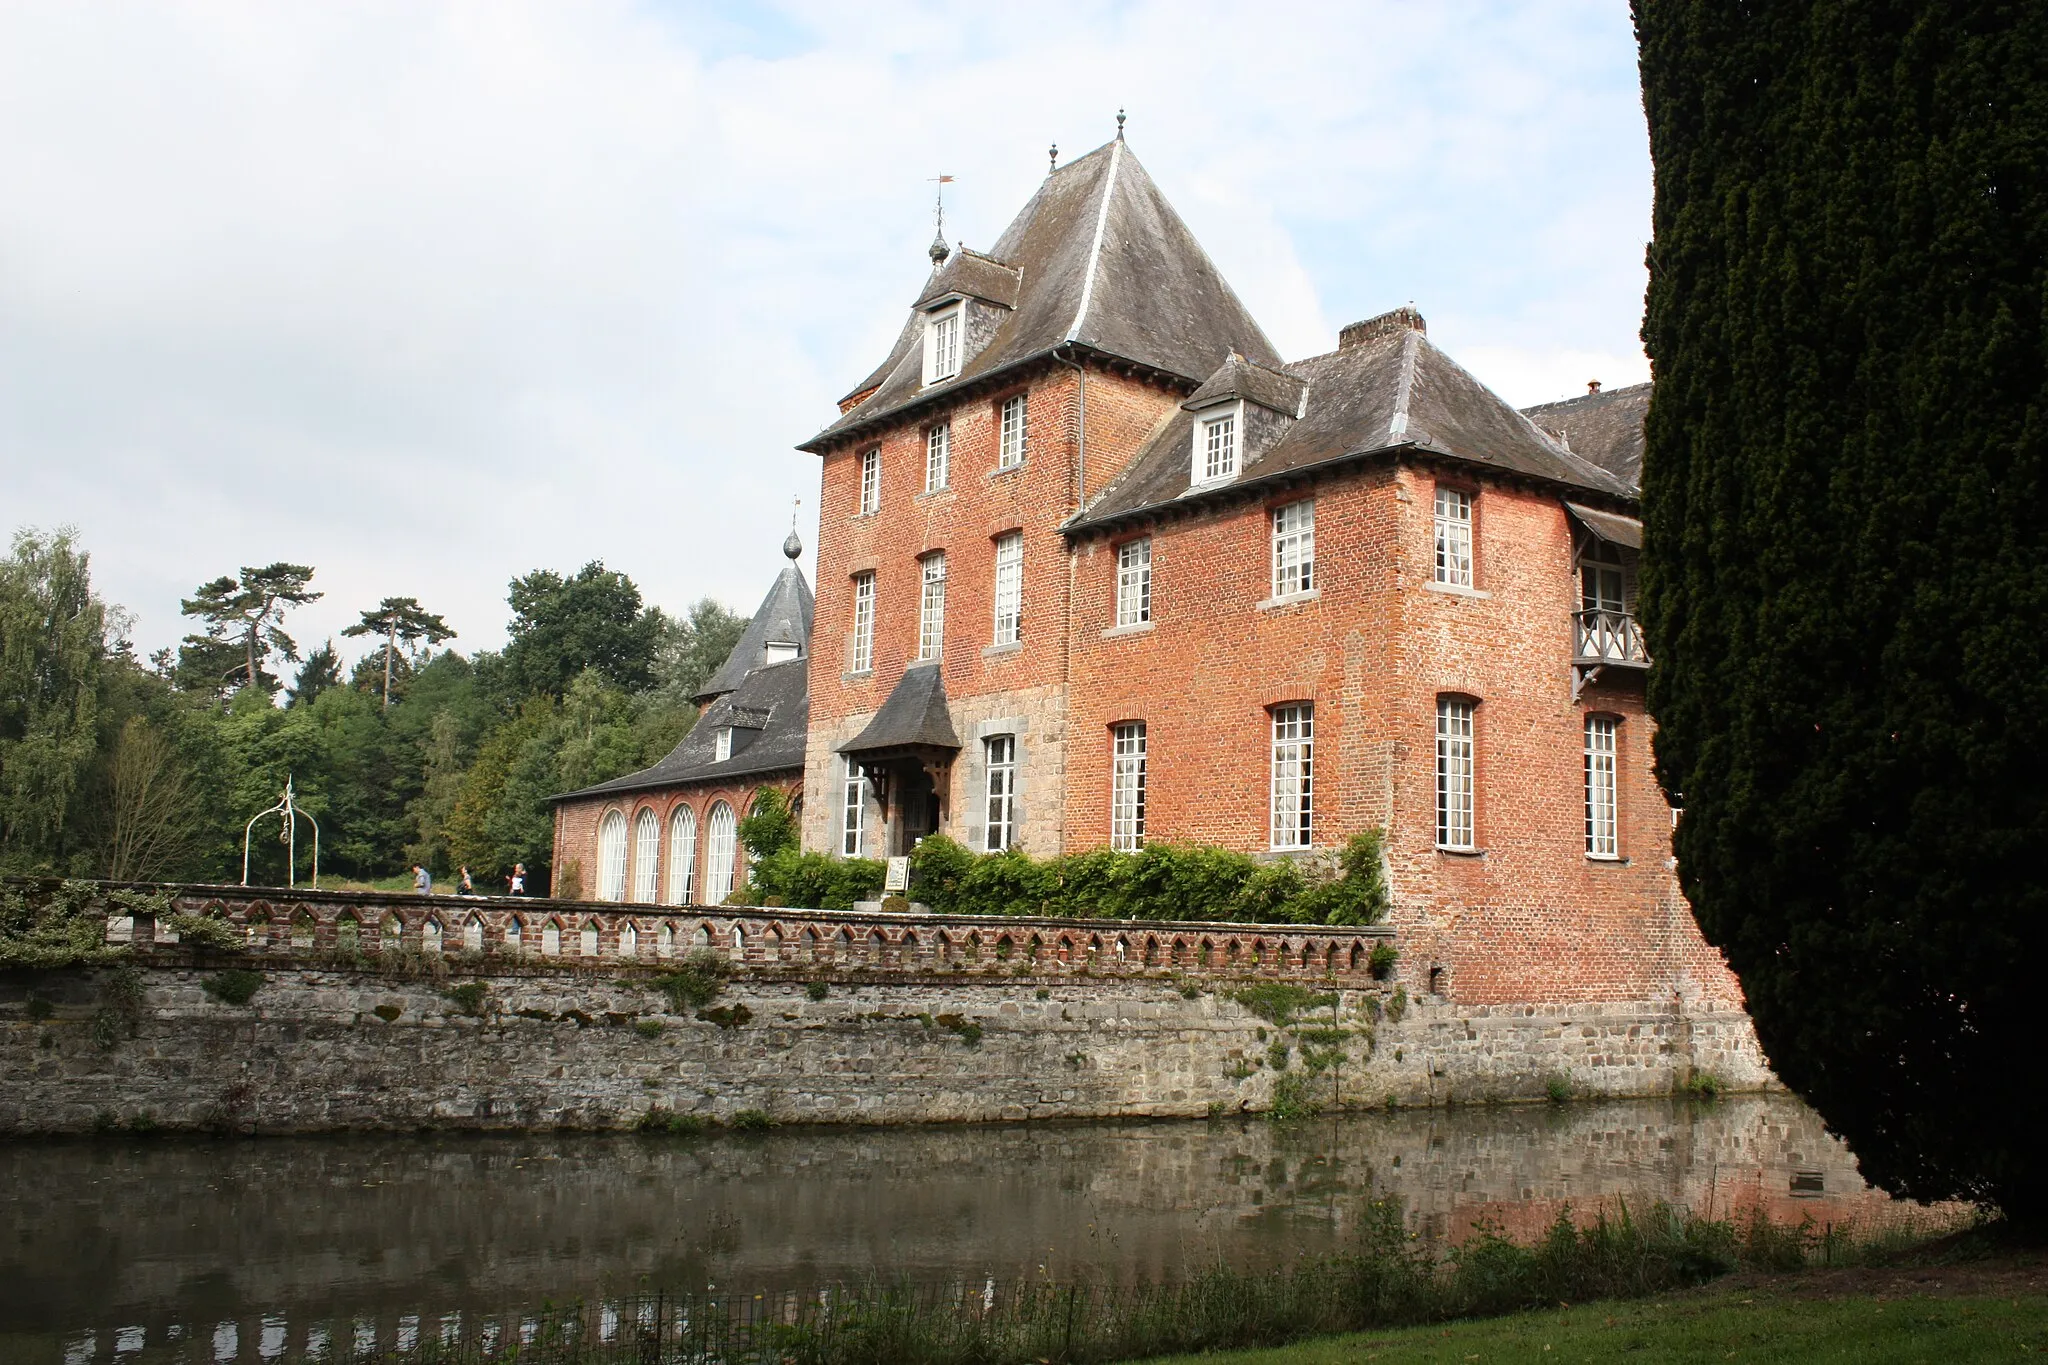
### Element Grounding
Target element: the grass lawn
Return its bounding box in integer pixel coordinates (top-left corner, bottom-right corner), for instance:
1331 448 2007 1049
1143 1282 2048 1363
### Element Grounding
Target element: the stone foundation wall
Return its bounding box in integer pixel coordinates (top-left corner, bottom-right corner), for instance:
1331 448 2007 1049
0 958 1772 1135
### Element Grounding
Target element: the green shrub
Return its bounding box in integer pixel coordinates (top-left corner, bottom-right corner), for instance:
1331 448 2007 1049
1682 1072 1724 1100
745 848 887 911
635 1106 704 1135
444 982 488 1016
648 950 727 1012
201 969 265 1006
933 1012 982 1047
805 981 829 1001
736 787 799 860
1229 983 1336 1027
729 1108 775 1131
167 914 245 953
903 830 1391 925
0 880 130 969
1546 1075 1573 1103
633 1018 664 1038
1369 941 1399 980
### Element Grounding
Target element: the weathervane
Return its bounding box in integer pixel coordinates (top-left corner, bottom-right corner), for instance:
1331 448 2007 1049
242 775 321 889
927 174 955 265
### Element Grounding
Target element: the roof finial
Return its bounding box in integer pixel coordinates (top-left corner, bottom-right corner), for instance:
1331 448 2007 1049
783 497 803 561
1116 108 1126 141
927 174 954 267
1048 142 1057 175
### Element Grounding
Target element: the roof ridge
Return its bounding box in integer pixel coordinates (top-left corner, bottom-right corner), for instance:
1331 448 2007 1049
1387 329 1421 440
1412 335 1632 493
1065 139 1124 342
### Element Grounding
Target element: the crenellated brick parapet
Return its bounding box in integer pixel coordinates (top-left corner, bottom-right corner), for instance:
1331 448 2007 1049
71 881 1394 982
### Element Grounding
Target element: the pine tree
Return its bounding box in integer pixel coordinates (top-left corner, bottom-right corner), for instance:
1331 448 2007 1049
178 563 321 695
1636 0 2048 1219
341 597 454 709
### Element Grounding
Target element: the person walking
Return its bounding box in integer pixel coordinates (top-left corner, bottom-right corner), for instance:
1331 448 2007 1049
507 863 527 897
412 864 433 896
458 865 475 896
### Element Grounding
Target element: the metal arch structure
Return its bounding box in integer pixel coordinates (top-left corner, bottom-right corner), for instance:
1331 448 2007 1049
242 776 320 889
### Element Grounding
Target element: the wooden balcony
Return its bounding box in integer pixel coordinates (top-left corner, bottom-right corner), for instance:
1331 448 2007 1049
1574 608 1650 667
1572 610 1649 699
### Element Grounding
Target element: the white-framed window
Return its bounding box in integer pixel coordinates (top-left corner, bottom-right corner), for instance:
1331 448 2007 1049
841 757 866 857
925 422 950 492
1110 721 1147 851
1271 704 1313 849
924 303 962 383
632 808 660 903
999 394 1028 468
850 571 875 672
918 552 947 661
704 801 737 904
1115 538 1152 626
992 532 1023 645
1272 500 1315 597
1193 404 1241 483
713 726 733 761
1585 715 1619 858
1434 486 1473 586
858 448 881 515
984 735 1017 851
1436 697 1476 851
597 810 628 902
665 806 696 905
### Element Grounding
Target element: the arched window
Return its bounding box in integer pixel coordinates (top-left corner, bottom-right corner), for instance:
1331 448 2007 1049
632 809 661 903
422 919 443 954
463 916 484 952
542 920 562 955
620 922 639 957
579 920 600 956
704 801 737 904
505 917 523 951
597 810 629 901
666 807 697 906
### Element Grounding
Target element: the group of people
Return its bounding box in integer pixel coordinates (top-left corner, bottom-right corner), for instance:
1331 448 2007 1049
410 863 528 897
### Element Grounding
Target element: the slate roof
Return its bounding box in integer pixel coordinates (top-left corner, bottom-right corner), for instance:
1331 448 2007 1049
1182 353 1308 417
1067 317 1635 535
693 560 815 704
836 663 961 757
554 657 810 802
913 248 1024 310
803 139 1280 452
1521 383 1651 490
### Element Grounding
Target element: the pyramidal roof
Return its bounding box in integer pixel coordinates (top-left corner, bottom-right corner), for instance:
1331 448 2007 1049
801 139 1280 451
692 546 815 704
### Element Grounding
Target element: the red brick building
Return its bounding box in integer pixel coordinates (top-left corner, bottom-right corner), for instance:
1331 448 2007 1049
549 536 811 906
792 135 1745 1017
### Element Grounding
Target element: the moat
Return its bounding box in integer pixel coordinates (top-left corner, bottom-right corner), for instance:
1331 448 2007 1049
6 1094 1951 1363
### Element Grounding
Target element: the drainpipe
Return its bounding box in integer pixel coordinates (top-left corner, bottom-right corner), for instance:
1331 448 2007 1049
1053 345 1087 509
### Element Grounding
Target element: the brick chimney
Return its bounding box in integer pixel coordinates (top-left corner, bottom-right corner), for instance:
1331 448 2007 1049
1338 305 1426 350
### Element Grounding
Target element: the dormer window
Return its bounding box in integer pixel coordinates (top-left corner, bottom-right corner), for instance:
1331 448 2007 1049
923 303 963 384
763 640 800 665
714 727 733 762
1191 402 1242 484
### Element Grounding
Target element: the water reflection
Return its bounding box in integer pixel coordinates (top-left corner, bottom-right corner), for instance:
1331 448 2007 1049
5 1095 1945 1363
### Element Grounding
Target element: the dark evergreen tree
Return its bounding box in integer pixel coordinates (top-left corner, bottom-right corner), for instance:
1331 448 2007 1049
1636 1 2048 1219
288 641 342 708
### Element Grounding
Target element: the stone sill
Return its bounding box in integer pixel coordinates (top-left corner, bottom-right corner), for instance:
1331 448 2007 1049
1255 589 1321 612
1101 621 1154 639
987 461 1027 480
1424 580 1491 600
1436 845 1486 858
1586 854 1631 865
842 669 874 682
981 642 1023 659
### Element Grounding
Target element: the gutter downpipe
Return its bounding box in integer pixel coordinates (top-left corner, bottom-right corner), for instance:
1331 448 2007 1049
1053 345 1086 509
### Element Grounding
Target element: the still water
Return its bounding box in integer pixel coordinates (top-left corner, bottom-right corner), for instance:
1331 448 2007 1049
6 1095 1943 1362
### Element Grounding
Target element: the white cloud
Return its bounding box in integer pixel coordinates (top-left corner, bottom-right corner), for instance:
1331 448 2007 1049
0 0 1652 663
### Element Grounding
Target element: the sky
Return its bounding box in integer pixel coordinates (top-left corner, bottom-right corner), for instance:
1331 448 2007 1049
0 0 1655 667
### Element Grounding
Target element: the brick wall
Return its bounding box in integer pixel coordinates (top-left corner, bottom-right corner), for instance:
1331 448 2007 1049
552 773 801 908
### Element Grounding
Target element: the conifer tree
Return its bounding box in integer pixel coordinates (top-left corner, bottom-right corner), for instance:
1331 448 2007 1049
342 597 454 709
1636 1 2048 1219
